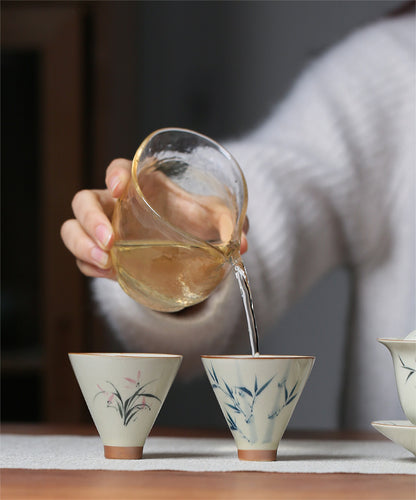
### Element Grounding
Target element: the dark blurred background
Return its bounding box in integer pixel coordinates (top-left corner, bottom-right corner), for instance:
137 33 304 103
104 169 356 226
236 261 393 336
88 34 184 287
1 0 399 429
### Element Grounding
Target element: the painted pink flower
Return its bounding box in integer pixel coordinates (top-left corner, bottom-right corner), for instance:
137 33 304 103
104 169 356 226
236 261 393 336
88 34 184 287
97 384 115 405
124 370 141 388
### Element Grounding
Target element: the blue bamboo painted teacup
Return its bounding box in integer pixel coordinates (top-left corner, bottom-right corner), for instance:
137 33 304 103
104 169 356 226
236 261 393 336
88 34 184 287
201 355 315 461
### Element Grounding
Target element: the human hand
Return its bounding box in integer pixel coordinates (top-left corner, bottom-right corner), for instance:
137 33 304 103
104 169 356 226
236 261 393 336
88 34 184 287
60 158 131 279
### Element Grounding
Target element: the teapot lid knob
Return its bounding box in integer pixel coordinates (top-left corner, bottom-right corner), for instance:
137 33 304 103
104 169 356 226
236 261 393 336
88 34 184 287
404 330 416 340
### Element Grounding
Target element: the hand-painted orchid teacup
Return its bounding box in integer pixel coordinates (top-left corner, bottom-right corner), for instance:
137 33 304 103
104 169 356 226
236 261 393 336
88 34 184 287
378 331 416 425
69 353 182 459
201 355 315 461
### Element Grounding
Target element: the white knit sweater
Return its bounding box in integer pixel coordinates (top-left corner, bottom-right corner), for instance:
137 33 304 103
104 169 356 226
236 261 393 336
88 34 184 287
93 14 415 429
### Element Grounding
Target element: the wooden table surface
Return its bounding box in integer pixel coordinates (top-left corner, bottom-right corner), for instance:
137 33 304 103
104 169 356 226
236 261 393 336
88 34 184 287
2 424 415 500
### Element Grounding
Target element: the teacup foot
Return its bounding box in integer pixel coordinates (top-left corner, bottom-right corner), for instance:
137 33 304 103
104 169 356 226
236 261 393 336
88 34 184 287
238 449 276 461
104 445 143 459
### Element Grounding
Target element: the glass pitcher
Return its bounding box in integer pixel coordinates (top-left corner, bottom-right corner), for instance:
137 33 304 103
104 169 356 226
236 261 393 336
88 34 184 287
111 128 248 312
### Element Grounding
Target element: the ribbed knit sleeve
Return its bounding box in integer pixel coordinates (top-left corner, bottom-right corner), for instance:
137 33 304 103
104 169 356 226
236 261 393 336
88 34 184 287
92 13 415 393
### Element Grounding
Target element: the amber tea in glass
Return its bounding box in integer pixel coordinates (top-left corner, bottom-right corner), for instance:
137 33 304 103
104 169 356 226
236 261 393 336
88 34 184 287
112 129 245 309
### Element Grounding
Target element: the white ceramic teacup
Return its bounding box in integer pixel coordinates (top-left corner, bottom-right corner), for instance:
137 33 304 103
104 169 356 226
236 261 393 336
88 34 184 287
378 331 416 425
201 355 315 461
69 353 182 459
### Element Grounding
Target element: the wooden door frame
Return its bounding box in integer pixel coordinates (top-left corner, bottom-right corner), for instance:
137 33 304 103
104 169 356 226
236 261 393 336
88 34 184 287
2 4 87 421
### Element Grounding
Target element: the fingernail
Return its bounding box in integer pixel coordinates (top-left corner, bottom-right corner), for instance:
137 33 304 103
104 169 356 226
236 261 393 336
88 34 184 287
109 177 120 196
91 247 109 268
96 224 112 249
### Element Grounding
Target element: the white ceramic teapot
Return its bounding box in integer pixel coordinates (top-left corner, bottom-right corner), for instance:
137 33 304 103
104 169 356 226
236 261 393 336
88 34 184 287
378 331 416 424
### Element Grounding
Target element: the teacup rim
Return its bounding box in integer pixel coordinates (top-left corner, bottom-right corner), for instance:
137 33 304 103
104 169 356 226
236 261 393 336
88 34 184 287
201 354 315 360
377 338 416 343
68 352 183 359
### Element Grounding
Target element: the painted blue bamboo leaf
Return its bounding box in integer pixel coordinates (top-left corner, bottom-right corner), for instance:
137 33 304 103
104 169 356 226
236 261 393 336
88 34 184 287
289 382 298 398
226 403 241 413
226 411 238 431
210 365 219 384
254 375 258 394
285 394 297 406
237 386 253 398
268 409 280 420
256 376 274 396
224 380 234 398
284 384 288 401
